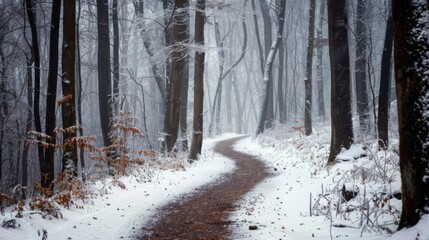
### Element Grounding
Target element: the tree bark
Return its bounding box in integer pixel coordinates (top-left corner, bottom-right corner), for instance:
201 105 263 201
392 0 429 230
76 0 85 178
163 0 188 151
97 0 113 150
305 0 316 136
354 0 371 135
25 0 44 174
188 0 205 160
377 6 393 149
260 0 274 129
112 0 120 116
43 0 61 187
134 1 167 106
61 0 78 173
256 0 286 135
251 0 265 74
316 0 326 118
179 5 190 151
22 57 34 188
327 0 354 164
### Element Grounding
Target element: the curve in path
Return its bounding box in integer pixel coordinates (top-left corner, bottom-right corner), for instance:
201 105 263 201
139 136 268 239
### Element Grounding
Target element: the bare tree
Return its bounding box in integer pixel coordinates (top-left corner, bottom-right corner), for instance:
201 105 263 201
44 0 61 187
377 3 393 149
304 0 316 136
134 1 167 106
256 0 286 135
61 0 78 173
163 0 189 152
189 0 206 160
25 0 44 170
112 0 120 116
354 0 371 135
316 0 327 118
97 0 113 151
392 0 429 230
327 0 354 164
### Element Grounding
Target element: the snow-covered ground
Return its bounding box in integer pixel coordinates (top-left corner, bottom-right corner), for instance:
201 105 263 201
230 127 429 240
1 130 429 240
0 135 236 240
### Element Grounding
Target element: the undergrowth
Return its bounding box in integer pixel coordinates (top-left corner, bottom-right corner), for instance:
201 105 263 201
0 112 178 230
258 123 402 237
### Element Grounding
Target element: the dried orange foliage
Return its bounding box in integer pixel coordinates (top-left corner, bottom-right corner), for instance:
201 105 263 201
57 94 73 106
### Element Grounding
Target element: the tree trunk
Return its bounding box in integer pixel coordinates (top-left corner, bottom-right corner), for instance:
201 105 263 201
316 0 326 118
22 57 34 188
179 6 190 151
256 0 286 135
377 6 393 149
392 0 429 230
260 0 274 129
163 0 188 151
327 0 354 164
251 0 265 74
97 0 113 150
76 0 85 179
134 1 167 107
43 0 61 187
112 0 120 116
305 0 316 136
25 0 44 174
354 0 371 135
277 37 286 124
61 0 78 173
209 9 248 135
163 0 173 89
189 0 206 160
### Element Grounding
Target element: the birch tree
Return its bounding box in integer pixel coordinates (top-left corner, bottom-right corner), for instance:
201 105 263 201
256 0 286 135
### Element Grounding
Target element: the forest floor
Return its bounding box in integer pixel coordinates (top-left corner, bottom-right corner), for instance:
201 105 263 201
139 136 268 239
1 132 429 240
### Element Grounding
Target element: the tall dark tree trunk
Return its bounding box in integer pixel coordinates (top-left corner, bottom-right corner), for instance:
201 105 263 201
61 0 77 173
355 0 371 135
163 0 188 151
377 6 393 149
97 0 113 150
327 0 354 164
25 0 44 173
189 0 205 160
112 0 120 116
256 0 286 135
43 0 61 187
392 0 429 230
305 0 316 136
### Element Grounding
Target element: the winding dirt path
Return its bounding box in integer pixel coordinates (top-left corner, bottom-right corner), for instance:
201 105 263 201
139 136 268 239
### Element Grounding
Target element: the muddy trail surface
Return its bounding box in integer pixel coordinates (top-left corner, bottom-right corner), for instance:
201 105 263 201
139 136 268 239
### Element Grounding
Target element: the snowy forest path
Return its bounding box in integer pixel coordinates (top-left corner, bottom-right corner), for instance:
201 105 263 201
139 136 268 239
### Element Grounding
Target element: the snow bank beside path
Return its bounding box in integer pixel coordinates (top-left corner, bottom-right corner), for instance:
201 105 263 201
0 135 236 240
229 130 427 240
